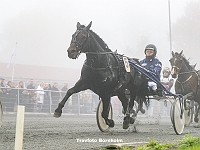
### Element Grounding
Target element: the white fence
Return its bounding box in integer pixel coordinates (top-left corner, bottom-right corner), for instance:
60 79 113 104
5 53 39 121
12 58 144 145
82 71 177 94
0 87 171 118
0 87 100 115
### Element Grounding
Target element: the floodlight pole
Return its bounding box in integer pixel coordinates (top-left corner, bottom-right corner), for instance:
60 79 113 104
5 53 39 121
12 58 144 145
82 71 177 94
11 42 17 82
168 0 172 54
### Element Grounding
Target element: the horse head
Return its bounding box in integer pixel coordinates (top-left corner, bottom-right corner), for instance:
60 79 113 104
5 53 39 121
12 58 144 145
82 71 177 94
169 50 183 78
67 21 92 59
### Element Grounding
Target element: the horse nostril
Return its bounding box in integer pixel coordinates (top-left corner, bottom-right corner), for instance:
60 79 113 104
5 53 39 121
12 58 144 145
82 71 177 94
67 49 74 54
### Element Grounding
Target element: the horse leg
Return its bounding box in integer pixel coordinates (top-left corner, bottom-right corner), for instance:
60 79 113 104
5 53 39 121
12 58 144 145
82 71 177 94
189 100 194 123
194 102 200 123
117 93 130 129
54 79 89 118
135 96 145 114
101 95 114 127
117 92 128 115
183 92 197 123
118 90 138 129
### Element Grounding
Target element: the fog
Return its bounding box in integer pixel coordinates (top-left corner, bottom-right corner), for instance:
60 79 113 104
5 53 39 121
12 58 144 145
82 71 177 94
0 0 197 70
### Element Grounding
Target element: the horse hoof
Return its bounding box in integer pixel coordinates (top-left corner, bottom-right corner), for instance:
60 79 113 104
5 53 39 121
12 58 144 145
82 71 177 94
123 116 130 129
194 117 199 123
107 119 115 127
53 112 62 118
140 108 145 114
130 117 136 124
123 122 130 129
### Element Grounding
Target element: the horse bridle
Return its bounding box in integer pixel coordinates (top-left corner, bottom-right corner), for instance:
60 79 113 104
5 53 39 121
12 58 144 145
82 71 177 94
71 27 121 71
71 28 113 55
172 55 198 91
171 55 183 73
71 28 90 53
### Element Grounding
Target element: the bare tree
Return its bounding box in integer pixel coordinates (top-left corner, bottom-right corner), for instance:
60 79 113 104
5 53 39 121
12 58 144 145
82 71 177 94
172 1 200 54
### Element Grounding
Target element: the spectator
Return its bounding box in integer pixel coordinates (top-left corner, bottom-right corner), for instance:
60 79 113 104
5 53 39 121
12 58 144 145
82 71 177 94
5 81 12 94
81 90 92 114
5 81 16 111
0 78 7 110
26 79 36 97
61 82 70 113
61 82 68 98
0 78 6 94
27 79 35 89
43 83 52 113
9 82 17 95
51 82 61 112
26 79 37 112
16 81 29 111
36 82 45 112
71 93 79 114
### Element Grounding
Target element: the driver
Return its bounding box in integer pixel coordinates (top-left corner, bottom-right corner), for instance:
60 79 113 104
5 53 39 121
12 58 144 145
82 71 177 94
140 44 162 96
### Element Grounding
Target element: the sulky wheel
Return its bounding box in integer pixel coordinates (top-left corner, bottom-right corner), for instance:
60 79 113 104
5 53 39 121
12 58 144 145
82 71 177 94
96 100 113 132
0 101 3 127
170 98 185 135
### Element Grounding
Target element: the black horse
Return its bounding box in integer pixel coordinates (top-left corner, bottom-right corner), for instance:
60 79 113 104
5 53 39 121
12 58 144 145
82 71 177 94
54 22 142 129
169 50 200 122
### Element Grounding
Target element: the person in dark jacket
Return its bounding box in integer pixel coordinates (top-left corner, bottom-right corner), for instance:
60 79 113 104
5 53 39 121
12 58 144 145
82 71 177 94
51 82 61 112
140 44 162 96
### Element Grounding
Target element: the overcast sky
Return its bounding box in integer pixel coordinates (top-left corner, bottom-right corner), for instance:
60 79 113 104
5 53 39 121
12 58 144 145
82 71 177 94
0 0 197 70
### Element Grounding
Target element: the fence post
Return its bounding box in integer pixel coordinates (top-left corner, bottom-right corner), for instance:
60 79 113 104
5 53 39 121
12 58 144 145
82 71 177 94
14 105 25 150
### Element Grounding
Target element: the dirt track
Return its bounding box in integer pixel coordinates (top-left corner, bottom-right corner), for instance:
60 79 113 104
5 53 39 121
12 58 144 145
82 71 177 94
0 113 200 150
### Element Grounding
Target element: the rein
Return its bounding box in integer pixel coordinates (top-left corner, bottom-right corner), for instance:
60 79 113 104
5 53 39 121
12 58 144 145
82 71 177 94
82 30 119 70
84 51 113 55
175 59 198 91
71 27 124 72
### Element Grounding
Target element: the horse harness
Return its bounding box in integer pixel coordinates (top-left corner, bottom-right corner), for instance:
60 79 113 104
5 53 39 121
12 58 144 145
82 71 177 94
176 71 199 92
71 26 139 86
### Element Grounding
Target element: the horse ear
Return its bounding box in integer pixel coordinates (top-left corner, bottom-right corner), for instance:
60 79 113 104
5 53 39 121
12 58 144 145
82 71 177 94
180 50 183 55
172 51 175 57
193 63 197 69
86 21 92 31
77 22 81 30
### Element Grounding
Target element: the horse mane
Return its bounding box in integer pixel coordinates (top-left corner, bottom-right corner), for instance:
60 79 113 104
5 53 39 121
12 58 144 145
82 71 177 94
175 52 193 71
89 30 112 52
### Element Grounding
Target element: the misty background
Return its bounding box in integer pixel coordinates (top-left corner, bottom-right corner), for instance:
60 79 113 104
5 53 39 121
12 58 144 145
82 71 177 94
0 0 200 73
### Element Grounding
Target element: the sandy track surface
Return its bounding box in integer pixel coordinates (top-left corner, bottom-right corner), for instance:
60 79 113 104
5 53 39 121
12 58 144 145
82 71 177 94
0 113 200 150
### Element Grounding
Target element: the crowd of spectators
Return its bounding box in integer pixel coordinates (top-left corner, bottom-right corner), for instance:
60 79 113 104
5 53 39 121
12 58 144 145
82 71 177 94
0 78 98 114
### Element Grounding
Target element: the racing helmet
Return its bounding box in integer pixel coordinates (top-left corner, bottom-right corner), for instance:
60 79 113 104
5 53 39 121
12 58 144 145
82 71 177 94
144 44 157 57
162 67 171 75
